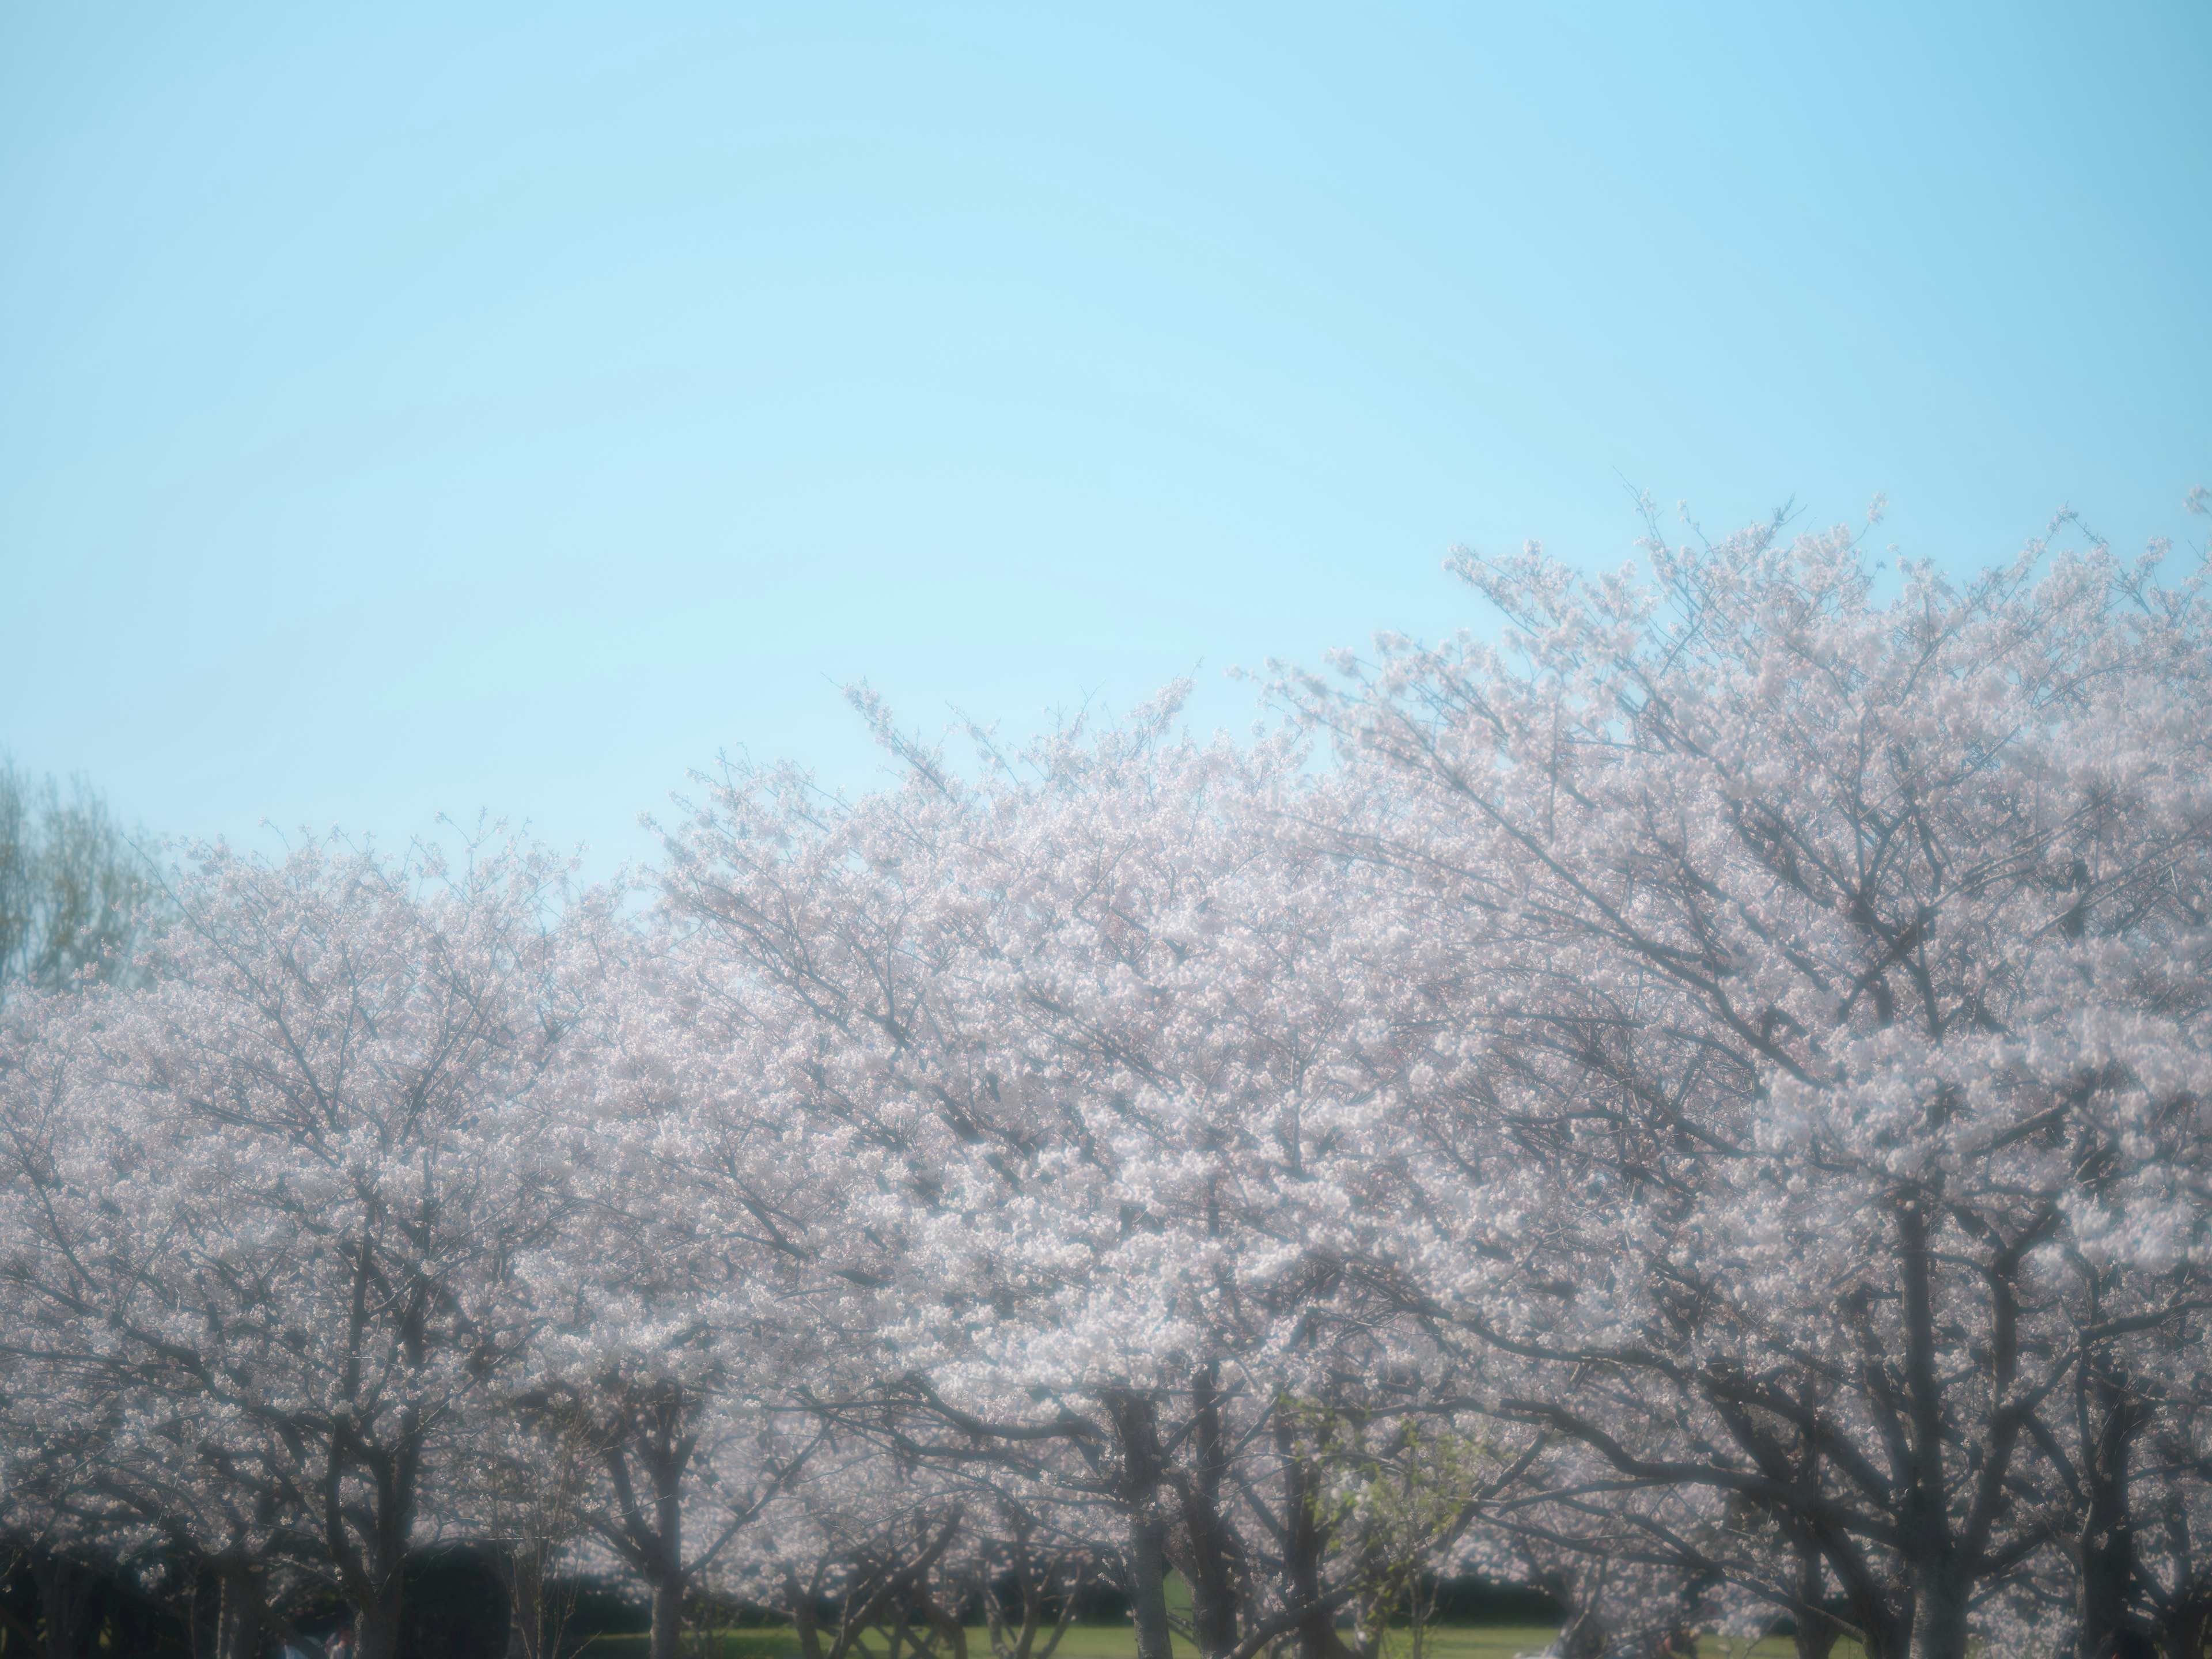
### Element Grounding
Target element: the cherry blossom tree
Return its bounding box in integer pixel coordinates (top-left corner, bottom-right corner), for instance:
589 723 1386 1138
725 1437 974 1659
4 497 2206 1659
514 893 875 1659
0 834 582 1659
1282 512 2212 1659
654 694 1521 1659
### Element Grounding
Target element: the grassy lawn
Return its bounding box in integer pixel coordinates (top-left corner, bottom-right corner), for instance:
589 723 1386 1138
566 1627 1854 1659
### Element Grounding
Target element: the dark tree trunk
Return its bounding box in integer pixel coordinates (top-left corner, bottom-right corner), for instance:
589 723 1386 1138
645 1394 687 1659
503 1546 546 1659
1787 1541 1838 1659
1791 1613 1840 1659
593 1382 694 1659
1277 1419 1344 1659
919 1586 973 1659
2074 1363 2143 1659
327 1242 424 1659
1107 1391 1175 1659
2150 1593 2212 1659
1180 1369 1243 1659
790 1568 827 1659
1904 1575 1970 1659
1123 1510 1174 1659
650 1575 684 1659
26 1552 94 1659
357 1599 406 1659
1897 1200 1969 1659
215 1565 268 1659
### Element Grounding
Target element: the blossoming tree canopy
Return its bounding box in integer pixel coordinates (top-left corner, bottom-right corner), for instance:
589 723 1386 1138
2 510 2209 1659
1284 520 2212 1659
0 836 588 1659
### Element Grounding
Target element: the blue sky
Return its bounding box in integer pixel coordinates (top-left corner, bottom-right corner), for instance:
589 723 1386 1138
3 3 2207 869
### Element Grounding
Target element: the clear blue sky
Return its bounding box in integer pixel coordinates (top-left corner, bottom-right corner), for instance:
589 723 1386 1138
4 3 2207 869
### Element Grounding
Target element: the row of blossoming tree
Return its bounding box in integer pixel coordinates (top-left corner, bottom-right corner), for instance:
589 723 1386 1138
3 516 2210 1659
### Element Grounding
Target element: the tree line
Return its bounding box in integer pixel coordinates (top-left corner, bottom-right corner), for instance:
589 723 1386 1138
3 512 2210 1659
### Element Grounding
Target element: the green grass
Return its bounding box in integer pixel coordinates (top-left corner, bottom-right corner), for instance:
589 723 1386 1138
564 1626 1857 1659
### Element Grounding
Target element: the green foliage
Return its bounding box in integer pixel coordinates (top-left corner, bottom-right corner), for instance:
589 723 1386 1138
1288 1406 1493 1552
1278 1401 1499 1658
0 759 156 995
